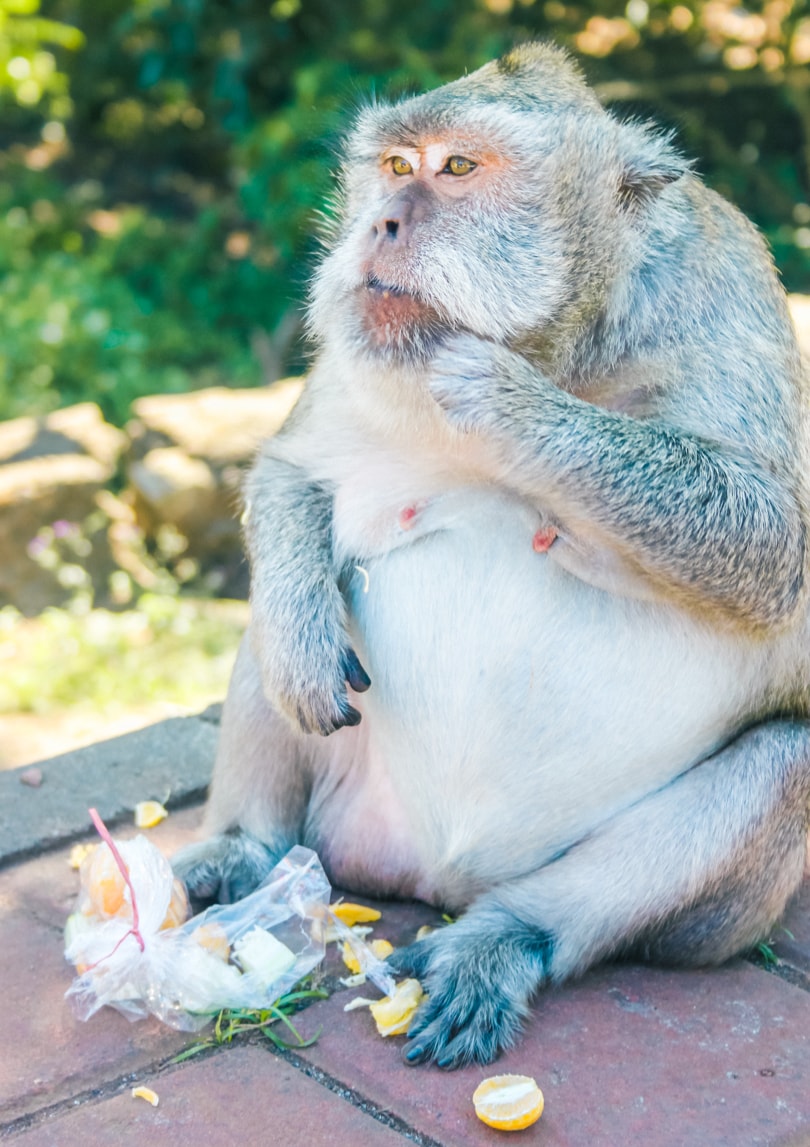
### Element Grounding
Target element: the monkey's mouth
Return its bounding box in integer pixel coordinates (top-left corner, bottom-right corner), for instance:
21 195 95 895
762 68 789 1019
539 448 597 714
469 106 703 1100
359 275 445 354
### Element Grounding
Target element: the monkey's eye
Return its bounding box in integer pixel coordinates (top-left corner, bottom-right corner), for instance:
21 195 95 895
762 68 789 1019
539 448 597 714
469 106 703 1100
389 156 413 176
444 156 476 177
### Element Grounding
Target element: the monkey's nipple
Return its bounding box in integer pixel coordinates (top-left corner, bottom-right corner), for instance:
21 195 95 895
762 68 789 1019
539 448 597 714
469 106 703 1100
399 505 418 531
532 526 558 553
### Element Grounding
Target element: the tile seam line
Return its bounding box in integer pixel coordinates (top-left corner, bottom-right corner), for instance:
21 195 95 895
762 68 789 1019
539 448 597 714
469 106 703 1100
0 1038 446 1146
275 1045 448 1147
747 955 810 994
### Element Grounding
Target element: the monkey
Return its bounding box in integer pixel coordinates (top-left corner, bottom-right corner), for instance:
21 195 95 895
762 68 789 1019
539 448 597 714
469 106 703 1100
173 42 810 1069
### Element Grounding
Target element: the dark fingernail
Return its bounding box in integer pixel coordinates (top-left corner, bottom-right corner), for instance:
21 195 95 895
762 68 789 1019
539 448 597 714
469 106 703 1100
342 705 362 727
437 1054 458 1070
344 649 371 692
404 1043 426 1064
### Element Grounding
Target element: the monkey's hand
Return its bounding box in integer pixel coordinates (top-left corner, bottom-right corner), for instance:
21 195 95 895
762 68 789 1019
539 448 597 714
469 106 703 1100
428 333 545 437
251 605 371 736
245 453 371 737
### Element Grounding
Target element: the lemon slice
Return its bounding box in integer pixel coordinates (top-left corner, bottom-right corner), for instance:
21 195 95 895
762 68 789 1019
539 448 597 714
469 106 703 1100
134 800 168 828
472 1074 544 1131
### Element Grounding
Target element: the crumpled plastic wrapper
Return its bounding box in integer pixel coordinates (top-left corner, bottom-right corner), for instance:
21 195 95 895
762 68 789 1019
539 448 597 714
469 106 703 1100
65 837 335 1032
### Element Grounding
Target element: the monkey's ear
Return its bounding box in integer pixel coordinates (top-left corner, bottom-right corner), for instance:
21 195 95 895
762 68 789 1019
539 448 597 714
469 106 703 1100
617 121 690 209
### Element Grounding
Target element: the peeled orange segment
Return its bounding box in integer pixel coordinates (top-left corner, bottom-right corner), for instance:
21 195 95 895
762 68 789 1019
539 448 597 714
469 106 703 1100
192 922 231 960
472 1074 544 1131
369 977 425 1036
332 902 382 926
134 800 168 829
83 842 128 918
160 877 191 930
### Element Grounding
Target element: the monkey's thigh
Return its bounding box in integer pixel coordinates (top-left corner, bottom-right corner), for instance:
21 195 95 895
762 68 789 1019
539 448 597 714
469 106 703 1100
388 718 810 1067
173 631 317 903
502 716 810 977
626 717 810 966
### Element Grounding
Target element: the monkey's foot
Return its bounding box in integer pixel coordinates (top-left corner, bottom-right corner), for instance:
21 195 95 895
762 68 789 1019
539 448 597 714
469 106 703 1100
386 910 552 1068
172 829 279 908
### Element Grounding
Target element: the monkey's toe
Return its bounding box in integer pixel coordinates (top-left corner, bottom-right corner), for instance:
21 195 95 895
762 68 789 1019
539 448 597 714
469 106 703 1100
172 830 279 909
385 939 433 980
391 911 553 1067
401 982 523 1068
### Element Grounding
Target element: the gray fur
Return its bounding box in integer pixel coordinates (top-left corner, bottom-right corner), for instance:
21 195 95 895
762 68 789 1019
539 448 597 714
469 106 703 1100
174 44 810 1067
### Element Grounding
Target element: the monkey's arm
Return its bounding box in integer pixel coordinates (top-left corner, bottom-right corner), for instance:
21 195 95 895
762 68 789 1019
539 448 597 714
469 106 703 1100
243 446 370 735
430 335 806 628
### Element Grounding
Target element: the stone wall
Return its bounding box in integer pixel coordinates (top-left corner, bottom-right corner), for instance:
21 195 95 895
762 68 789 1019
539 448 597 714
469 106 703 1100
0 377 302 614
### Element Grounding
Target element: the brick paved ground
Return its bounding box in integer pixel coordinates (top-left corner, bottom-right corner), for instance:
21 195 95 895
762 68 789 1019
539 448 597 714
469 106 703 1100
1 719 809 1146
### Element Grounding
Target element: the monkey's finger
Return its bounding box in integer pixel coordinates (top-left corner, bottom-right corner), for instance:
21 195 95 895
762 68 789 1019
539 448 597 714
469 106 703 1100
340 703 363 728
343 648 371 693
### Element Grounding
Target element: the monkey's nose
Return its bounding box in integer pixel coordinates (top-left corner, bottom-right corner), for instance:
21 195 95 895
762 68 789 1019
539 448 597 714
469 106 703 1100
371 217 401 244
369 185 430 252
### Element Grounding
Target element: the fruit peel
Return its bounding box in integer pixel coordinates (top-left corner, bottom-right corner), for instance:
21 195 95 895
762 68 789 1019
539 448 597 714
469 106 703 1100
369 977 425 1037
332 901 382 926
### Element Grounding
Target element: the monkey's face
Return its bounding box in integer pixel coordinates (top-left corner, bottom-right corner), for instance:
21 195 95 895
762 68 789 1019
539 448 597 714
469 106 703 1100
311 120 585 367
309 69 630 370
310 49 686 374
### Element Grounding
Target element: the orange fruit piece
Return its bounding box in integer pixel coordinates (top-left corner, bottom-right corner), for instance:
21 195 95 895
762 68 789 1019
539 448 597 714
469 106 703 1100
131 1086 159 1107
83 843 128 918
332 902 382 926
160 877 191 930
192 923 231 961
369 977 425 1036
472 1074 545 1131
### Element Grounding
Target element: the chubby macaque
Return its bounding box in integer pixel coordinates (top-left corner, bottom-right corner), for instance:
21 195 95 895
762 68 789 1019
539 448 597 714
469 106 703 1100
175 43 810 1068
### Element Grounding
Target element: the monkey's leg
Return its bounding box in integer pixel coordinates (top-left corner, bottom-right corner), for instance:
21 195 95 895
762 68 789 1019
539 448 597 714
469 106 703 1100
173 632 315 905
389 719 810 1068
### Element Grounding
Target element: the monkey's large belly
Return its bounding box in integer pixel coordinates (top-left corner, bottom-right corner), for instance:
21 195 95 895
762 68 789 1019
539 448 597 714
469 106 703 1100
318 489 777 906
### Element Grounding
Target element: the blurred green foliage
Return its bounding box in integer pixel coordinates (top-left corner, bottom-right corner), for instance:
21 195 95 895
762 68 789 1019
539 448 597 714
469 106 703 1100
0 0 808 424
0 595 248 713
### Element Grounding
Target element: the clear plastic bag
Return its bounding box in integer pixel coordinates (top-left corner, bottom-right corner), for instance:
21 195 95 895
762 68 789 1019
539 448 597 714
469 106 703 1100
65 829 334 1032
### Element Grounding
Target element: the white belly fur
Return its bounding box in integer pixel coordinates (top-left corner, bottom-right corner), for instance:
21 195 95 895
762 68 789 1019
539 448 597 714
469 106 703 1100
316 486 783 905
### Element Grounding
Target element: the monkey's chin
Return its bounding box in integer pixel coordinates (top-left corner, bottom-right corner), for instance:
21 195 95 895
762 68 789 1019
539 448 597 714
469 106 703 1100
356 282 447 364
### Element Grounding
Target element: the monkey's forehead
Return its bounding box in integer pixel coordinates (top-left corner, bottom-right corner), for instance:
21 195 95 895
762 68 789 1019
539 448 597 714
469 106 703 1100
347 43 605 158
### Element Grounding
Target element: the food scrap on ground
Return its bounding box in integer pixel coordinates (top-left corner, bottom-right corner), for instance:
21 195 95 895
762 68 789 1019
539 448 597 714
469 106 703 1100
68 842 97 870
134 800 168 828
331 901 382 926
369 978 425 1037
472 1074 545 1131
131 1086 159 1107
